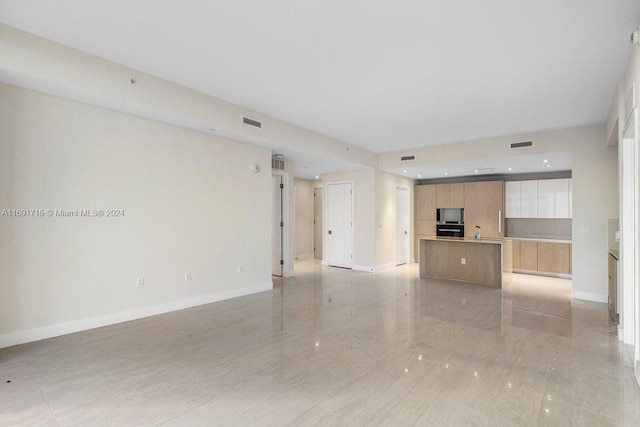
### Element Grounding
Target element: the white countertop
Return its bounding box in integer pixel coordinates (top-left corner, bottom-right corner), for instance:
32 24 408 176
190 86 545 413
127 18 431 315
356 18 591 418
419 236 503 245
506 237 572 244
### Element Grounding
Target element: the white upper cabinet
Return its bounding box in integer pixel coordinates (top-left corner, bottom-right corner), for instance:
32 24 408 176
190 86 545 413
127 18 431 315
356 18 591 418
538 178 571 218
520 180 539 218
505 178 570 219
505 181 521 218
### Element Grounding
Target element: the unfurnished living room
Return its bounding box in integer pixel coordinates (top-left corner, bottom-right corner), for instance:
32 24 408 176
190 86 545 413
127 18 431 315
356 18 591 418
2 1 640 426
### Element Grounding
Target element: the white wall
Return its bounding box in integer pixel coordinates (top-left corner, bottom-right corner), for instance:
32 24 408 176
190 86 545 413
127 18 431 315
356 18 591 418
0 24 378 170
374 170 415 268
294 178 314 259
0 83 272 346
380 125 618 302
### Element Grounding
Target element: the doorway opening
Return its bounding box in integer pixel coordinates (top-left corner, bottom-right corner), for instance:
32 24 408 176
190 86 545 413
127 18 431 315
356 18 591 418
395 186 410 266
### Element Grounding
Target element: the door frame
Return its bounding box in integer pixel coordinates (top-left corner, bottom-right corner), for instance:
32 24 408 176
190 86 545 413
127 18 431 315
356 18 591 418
395 185 411 266
621 107 640 384
313 186 323 260
324 180 354 268
272 170 293 277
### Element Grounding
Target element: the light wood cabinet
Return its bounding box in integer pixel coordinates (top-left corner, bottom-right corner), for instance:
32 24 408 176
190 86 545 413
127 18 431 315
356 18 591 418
511 240 521 270
512 240 572 276
415 185 436 220
434 183 465 208
436 184 450 208
464 181 504 238
450 183 465 207
537 242 571 274
520 241 538 270
609 253 619 322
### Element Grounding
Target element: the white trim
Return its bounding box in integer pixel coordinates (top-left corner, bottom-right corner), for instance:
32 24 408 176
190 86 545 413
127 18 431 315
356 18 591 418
570 291 608 303
375 262 397 272
395 185 411 266
0 282 273 349
295 254 314 260
353 263 397 273
272 169 294 277
321 260 328 266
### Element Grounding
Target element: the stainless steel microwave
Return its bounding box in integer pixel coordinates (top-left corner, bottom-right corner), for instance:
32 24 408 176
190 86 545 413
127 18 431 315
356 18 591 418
436 208 464 224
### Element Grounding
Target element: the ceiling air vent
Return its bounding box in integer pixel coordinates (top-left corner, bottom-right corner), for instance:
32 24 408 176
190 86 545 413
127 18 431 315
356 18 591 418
243 117 262 128
510 141 533 149
272 158 285 171
401 155 415 161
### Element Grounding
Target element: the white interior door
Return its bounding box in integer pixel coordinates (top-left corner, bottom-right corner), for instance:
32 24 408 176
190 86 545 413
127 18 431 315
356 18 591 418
396 187 410 265
326 183 352 268
272 175 283 276
314 188 323 259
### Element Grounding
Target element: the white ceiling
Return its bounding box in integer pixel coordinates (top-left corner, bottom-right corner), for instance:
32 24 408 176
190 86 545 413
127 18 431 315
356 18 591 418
0 0 638 178
387 152 573 180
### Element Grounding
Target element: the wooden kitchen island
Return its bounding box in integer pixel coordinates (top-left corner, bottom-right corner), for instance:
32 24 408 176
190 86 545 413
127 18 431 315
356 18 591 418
419 237 512 288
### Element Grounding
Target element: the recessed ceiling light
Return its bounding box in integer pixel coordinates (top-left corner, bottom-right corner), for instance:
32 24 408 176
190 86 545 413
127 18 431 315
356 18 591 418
543 159 549 163
444 172 449 176
546 164 551 168
315 175 319 179
403 170 407 173
417 174 422 178
474 170 479 174
508 167 513 171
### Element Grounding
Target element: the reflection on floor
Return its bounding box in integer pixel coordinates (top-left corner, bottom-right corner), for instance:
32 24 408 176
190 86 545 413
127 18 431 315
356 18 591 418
1 260 638 426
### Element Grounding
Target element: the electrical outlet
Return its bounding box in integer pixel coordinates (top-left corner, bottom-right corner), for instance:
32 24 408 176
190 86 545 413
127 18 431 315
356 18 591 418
461 258 466 265
137 277 144 287
184 272 191 281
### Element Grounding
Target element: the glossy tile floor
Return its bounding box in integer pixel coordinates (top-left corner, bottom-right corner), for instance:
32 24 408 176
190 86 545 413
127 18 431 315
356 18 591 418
2 260 640 426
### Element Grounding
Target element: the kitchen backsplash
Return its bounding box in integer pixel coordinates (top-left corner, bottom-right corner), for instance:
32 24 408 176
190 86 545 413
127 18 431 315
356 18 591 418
506 218 572 240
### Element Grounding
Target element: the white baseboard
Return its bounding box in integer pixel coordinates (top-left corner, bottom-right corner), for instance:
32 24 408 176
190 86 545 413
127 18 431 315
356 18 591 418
636 360 640 388
353 263 397 273
375 263 396 272
570 291 608 303
0 282 273 349
295 254 313 260
353 264 375 272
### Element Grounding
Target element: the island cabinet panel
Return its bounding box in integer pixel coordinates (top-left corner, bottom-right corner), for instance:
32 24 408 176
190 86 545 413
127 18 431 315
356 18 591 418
537 242 571 274
520 241 538 270
415 185 436 220
464 181 504 238
450 183 465 207
421 239 502 287
436 184 451 208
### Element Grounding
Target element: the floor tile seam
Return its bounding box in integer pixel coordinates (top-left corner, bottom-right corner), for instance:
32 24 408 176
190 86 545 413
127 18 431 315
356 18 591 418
35 378 62 427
